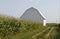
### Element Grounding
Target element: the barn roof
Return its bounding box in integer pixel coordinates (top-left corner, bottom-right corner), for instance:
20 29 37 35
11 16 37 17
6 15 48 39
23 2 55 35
20 7 46 20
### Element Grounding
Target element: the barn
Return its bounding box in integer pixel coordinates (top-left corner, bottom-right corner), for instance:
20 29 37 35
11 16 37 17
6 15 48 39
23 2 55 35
20 7 46 26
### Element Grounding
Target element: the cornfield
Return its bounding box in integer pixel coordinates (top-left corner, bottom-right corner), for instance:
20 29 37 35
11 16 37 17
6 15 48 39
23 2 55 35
0 16 42 37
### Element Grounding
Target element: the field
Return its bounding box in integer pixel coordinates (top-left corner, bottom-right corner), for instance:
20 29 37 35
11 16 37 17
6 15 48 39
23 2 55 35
0 15 60 39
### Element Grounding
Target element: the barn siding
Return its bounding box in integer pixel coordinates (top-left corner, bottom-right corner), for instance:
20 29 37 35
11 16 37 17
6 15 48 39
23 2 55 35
20 7 46 26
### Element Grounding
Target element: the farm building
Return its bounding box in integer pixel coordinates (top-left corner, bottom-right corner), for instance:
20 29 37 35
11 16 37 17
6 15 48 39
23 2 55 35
20 7 46 26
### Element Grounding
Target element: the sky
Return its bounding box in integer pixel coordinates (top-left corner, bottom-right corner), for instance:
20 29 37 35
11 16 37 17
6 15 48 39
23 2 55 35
0 0 59 23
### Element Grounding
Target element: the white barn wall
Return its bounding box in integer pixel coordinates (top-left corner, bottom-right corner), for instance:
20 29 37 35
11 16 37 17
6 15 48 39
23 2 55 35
43 20 46 26
20 7 46 26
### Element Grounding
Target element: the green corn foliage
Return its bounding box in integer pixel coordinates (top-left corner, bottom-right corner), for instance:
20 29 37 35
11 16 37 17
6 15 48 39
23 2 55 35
0 16 42 37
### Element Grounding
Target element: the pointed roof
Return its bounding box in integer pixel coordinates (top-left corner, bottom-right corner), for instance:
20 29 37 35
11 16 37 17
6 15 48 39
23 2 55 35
30 7 46 19
28 7 36 9
20 7 46 20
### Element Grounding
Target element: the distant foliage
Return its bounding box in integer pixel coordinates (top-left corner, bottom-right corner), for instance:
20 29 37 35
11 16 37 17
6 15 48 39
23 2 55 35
58 24 60 28
47 23 57 27
57 24 60 32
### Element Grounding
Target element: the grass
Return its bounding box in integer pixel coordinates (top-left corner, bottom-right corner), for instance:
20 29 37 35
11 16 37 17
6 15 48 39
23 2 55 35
5 29 42 39
35 27 51 39
0 15 60 39
0 15 46 39
48 28 57 39
3 26 47 39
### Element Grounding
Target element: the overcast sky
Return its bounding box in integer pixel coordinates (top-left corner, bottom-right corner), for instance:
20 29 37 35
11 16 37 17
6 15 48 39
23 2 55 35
0 0 59 23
